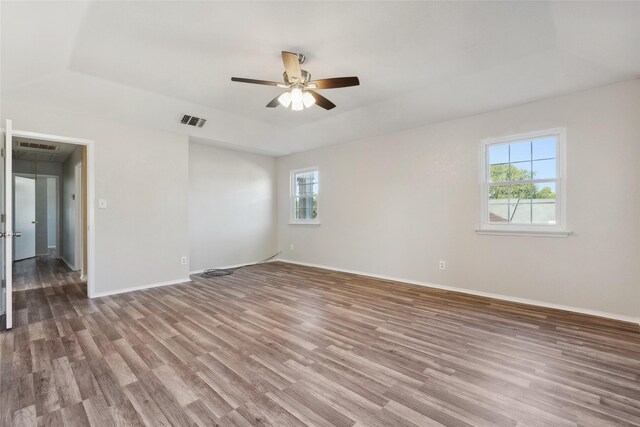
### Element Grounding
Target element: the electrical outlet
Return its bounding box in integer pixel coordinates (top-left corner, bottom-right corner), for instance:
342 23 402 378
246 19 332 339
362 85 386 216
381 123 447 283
181 256 187 265
439 260 446 270
290 243 294 251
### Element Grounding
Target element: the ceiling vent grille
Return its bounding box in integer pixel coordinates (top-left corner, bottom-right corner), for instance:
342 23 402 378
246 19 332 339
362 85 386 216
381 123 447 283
180 115 207 128
17 141 59 152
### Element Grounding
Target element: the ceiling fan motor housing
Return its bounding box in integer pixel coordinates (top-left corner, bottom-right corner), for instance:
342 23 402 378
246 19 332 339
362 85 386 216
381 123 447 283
284 69 311 85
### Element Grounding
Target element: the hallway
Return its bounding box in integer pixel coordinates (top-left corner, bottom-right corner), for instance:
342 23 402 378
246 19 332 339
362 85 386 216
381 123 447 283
12 253 85 292
11 254 86 322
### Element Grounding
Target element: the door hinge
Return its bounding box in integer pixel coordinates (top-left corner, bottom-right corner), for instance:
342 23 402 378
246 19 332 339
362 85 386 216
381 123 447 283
0 214 4 223
1 148 4 158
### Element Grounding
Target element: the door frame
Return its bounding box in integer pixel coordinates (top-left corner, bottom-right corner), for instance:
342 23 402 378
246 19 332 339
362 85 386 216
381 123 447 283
10 129 95 298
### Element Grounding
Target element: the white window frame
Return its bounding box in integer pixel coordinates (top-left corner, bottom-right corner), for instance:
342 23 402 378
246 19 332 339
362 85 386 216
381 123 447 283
290 166 320 225
477 128 569 237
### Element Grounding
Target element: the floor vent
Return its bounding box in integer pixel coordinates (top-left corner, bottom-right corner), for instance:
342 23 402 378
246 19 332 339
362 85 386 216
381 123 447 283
180 115 207 128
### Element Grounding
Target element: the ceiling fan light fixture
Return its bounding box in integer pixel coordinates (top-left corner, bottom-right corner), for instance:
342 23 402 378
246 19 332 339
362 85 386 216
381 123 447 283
302 91 316 108
290 88 303 103
278 92 292 107
231 51 360 111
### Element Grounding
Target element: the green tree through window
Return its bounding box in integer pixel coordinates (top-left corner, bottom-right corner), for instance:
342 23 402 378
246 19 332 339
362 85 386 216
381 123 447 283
489 164 555 199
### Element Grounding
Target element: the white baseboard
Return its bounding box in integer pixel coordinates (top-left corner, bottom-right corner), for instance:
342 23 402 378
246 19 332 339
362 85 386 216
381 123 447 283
91 277 191 298
279 259 640 325
60 257 76 271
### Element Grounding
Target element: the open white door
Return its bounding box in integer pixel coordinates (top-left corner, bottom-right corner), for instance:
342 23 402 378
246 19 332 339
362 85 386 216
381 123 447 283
14 176 36 261
2 119 15 329
0 124 5 328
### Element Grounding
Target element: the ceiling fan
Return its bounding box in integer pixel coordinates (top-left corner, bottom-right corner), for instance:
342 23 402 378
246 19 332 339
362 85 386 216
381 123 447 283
231 51 360 111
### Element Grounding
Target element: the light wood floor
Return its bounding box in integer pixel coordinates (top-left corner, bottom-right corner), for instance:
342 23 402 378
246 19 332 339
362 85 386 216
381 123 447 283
1 256 640 426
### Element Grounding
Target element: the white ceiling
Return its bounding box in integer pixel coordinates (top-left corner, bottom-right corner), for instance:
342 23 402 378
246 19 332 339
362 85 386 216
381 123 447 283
2 1 639 155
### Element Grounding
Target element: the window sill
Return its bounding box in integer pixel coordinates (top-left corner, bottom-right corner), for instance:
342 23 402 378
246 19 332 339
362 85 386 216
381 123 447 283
475 229 571 238
289 221 321 226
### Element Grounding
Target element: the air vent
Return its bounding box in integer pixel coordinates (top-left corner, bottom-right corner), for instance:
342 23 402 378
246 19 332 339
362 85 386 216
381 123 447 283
17 141 59 152
180 115 207 128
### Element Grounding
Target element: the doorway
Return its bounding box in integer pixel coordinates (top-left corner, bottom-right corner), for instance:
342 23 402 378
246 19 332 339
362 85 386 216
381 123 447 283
1 121 95 330
12 139 86 268
12 174 60 258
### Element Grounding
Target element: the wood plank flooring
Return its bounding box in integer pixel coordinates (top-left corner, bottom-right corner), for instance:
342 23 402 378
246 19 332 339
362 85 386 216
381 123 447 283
1 256 640 426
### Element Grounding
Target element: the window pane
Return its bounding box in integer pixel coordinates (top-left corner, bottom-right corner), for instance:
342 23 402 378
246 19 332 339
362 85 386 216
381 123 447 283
488 203 509 223
533 181 556 200
532 159 556 180
509 199 532 224
292 169 319 221
488 185 510 200
312 195 318 219
294 171 318 197
489 144 509 165
509 161 532 181
295 196 315 220
532 136 556 160
489 164 511 182
532 201 556 224
484 135 561 229
509 140 531 163
510 182 536 199
296 182 314 195
297 170 316 181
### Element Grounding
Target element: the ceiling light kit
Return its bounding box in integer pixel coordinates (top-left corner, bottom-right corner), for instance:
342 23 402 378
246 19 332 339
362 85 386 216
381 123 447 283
232 51 360 111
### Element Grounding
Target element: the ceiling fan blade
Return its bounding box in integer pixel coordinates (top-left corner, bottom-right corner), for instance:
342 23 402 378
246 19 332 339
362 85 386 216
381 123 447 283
308 90 336 110
308 77 360 89
231 77 287 87
266 94 281 108
281 51 302 82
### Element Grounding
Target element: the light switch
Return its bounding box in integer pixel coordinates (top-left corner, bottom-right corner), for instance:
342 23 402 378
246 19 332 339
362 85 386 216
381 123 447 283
98 199 107 209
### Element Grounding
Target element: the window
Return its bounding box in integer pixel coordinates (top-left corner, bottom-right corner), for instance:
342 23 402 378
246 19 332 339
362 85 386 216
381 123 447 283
290 167 319 224
479 129 568 236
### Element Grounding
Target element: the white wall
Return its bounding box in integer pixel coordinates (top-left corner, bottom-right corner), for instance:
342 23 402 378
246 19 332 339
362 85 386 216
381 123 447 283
2 100 191 295
277 80 640 320
47 177 57 248
14 159 62 176
61 145 82 267
189 142 277 272
34 176 48 255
